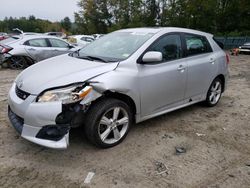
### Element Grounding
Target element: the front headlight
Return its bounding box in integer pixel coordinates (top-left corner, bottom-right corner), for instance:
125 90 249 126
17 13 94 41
37 84 92 104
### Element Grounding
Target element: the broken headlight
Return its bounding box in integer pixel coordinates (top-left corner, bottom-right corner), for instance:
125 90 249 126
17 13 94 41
37 84 92 104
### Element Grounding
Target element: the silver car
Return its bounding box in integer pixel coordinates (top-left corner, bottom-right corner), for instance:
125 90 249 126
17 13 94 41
8 27 229 149
239 42 250 54
0 35 77 69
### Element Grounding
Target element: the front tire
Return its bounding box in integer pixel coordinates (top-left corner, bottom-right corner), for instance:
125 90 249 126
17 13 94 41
204 78 223 107
84 98 132 148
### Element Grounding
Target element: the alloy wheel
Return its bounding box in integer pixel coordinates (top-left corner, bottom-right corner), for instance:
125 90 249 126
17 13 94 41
9 57 26 69
98 107 129 144
209 80 222 105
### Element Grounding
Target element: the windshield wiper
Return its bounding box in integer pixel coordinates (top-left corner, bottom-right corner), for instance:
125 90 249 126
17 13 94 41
77 55 108 63
85 55 108 63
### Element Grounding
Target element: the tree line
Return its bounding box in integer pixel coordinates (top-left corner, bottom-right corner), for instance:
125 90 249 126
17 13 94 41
0 16 72 34
75 0 250 36
1 0 249 36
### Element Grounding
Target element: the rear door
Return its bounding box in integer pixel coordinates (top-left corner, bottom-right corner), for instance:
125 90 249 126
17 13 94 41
48 38 73 57
24 38 52 62
183 33 217 101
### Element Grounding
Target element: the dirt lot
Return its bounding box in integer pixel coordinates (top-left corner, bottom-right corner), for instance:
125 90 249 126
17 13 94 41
0 54 250 188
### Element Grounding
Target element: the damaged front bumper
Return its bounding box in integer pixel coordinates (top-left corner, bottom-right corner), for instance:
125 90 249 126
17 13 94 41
7 82 102 149
8 83 71 149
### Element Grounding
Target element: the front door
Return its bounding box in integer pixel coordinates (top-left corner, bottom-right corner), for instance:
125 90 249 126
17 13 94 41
138 34 187 117
48 38 73 57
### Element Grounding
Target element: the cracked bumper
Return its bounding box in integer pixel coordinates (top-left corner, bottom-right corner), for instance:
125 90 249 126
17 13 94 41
8 83 69 149
0 53 11 63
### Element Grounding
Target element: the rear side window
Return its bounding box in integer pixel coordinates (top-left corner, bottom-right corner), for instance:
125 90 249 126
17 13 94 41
148 34 183 62
25 39 48 47
213 37 224 49
49 38 69 48
184 34 212 56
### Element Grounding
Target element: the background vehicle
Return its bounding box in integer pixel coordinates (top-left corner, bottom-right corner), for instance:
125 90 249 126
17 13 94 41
0 33 8 41
45 32 67 39
8 27 229 149
239 42 250 54
92 34 104 40
0 35 78 69
67 35 95 47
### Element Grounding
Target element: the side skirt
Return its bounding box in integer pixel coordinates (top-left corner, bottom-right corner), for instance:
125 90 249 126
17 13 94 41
136 98 205 123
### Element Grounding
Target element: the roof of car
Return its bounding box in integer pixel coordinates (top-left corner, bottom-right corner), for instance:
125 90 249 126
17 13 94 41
70 35 94 38
18 34 65 40
117 27 213 36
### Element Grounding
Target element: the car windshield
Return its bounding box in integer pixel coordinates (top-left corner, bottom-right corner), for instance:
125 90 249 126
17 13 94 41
78 31 154 62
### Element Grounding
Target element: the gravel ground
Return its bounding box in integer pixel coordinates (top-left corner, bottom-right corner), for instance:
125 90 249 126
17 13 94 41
0 54 250 188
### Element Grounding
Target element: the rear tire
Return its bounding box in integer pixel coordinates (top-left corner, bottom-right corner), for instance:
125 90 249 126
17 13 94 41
9 56 28 69
84 98 132 148
204 78 223 107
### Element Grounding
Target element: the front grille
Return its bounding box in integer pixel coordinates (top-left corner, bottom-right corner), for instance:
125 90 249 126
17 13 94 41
8 106 24 134
15 86 30 100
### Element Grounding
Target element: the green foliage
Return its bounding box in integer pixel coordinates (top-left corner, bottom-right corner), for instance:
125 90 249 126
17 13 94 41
61 17 72 31
0 15 70 33
75 0 250 35
0 0 249 36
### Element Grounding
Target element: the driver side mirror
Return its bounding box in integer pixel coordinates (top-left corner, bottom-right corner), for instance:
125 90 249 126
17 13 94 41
141 51 162 63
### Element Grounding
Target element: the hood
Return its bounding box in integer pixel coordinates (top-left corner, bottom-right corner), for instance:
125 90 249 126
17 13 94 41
15 54 118 95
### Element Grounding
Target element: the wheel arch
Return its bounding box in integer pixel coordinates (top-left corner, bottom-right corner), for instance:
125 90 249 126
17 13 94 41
9 55 35 66
216 74 225 92
102 90 137 121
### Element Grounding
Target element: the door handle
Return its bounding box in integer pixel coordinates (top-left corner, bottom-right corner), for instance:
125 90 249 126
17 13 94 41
177 65 186 72
28 48 36 51
209 58 215 64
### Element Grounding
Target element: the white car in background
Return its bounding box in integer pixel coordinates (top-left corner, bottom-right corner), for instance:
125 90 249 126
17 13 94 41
45 32 67 39
68 35 95 47
0 35 78 69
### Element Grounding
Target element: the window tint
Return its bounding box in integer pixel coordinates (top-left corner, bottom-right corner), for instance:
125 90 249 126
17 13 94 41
86 37 94 42
213 37 224 49
185 34 212 56
49 38 69 48
148 34 183 62
26 39 48 47
81 37 94 42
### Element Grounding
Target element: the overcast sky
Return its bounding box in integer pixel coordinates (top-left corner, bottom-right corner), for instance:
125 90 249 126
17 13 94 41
0 0 80 22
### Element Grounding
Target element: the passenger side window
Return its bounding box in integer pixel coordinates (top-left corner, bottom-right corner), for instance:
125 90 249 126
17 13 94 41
49 38 69 48
148 34 183 62
25 39 48 47
85 37 94 42
185 34 212 56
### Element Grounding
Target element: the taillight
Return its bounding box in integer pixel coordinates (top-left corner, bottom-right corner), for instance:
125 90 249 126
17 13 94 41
0 45 12 54
226 53 230 64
